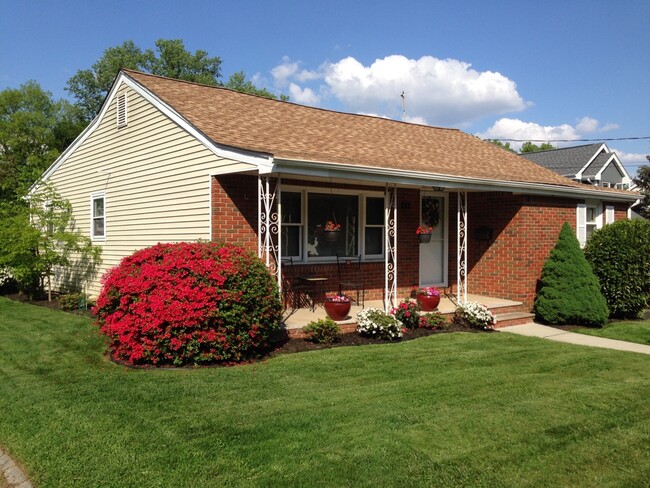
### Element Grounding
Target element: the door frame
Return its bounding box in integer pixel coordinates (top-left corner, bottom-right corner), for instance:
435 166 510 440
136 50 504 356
418 190 449 288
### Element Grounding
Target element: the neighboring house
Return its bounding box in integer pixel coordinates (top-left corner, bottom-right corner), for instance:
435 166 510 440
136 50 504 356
520 143 632 189
34 69 638 312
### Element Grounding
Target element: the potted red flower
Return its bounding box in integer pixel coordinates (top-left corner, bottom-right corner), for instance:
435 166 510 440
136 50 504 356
416 286 440 311
324 294 351 321
416 225 433 243
322 220 341 242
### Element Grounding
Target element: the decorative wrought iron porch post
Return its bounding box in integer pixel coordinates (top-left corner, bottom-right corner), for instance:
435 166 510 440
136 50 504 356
258 175 281 290
457 191 467 304
384 184 397 312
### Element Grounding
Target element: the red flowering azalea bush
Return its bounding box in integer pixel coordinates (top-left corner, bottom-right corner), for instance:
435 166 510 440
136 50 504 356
94 242 282 366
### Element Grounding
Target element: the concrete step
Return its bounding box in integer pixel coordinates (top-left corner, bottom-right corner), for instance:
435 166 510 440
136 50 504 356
494 312 535 328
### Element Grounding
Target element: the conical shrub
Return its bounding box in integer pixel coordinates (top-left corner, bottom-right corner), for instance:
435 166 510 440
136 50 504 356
534 222 608 327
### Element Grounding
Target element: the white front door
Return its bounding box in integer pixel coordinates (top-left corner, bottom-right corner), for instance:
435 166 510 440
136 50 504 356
419 193 447 287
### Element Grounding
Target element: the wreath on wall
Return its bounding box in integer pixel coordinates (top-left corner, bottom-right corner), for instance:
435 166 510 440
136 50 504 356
422 198 441 228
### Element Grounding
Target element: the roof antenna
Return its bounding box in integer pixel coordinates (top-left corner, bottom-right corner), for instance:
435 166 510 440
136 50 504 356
401 91 406 121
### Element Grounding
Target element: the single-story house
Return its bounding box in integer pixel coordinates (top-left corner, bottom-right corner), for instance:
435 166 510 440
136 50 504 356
520 142 632 189
35 69 638 314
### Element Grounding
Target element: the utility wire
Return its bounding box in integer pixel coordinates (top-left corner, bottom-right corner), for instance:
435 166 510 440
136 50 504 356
491 136 650 143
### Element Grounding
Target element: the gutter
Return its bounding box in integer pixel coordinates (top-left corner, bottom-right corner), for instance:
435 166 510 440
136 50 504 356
270 158 638 203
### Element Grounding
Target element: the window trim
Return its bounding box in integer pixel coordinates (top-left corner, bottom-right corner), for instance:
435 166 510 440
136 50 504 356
281 185 385 262
577 200 602 247
90 192 106 241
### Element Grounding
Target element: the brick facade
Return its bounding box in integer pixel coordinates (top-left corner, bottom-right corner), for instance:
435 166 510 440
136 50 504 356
212 176 629 309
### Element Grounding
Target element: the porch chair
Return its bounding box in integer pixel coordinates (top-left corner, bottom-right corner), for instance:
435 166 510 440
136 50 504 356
281 257 310 311
336 254 365 308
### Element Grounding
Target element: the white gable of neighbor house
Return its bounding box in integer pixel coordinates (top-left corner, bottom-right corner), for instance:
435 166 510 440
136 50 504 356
574 143 631 185
40 75 266 297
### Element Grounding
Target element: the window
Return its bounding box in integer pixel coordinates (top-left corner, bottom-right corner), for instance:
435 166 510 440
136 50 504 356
280 189 384 260
364 197 384 256
281 192 302 257
576 201 602 247
117 93 127 128
91 193 105 240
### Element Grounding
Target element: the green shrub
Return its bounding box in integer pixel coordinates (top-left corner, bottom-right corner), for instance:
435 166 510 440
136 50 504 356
584 219 650 318
58 292 84 312
419 312 447 330
303 318 341 343
534 222 609 327
356 307 403 341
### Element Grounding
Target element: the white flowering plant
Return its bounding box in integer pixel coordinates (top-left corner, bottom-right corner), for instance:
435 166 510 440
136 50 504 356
454 302 496 330
356 307 404 341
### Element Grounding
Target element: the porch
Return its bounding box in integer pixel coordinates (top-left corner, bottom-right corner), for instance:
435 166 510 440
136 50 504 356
282 293 534 338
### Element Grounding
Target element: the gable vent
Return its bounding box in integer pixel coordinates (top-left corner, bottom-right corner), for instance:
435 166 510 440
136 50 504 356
116 93 128 128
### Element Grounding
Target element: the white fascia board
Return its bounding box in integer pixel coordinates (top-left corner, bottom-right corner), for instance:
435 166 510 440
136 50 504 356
575 143 608 179
272 158 638 202
595 153 631 182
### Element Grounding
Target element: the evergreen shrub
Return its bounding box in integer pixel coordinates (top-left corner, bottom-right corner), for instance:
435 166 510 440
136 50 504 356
303 318 341 343
94 242 282 366
584 219 650 318
534 222 608 327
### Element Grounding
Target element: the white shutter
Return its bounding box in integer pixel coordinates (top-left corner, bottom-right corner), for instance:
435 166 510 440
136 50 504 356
576 204 587 247
605 205 615 224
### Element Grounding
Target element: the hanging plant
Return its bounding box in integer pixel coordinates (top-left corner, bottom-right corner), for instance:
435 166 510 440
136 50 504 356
323 220 341 231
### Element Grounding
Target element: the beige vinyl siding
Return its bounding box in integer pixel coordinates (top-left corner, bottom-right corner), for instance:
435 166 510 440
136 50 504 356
47 83 255 296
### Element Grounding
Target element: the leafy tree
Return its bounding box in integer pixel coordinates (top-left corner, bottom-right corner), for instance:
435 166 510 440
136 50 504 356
584 219 650 318
632 160 650 218
0 82 85 203
486 139 516 153
225 71 289 101
520 141 555 153
534 222 609 326
67 39 285 121
0 186 101 300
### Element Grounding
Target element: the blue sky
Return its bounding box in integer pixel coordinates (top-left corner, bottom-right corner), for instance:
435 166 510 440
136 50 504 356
2 0 648 173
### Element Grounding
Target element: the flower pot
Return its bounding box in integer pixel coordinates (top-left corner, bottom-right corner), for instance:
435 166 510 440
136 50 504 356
323 230 340 242
417 293 440 311
324 300 351 321
418 233 432 243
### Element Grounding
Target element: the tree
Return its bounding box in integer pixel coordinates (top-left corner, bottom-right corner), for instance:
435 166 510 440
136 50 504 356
67 39 285 121
520 141 555 153
632 159 650 218
0 186 101 299
0 82 85 203
534 222 609 326
225 71 289 101
486 139 516 153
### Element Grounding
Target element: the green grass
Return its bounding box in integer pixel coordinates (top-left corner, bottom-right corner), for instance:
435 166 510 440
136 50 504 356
1 297 649 487
573 318 650 346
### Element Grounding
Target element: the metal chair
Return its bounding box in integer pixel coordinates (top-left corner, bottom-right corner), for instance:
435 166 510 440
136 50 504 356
281 257 310 310
336 254 365 308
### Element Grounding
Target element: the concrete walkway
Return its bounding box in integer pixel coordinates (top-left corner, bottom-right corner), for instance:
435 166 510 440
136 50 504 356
0 446 32 488
500 322 650 355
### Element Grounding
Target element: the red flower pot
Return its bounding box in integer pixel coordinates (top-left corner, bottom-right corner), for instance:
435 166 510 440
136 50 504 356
324 300 351 321
417 294 440 312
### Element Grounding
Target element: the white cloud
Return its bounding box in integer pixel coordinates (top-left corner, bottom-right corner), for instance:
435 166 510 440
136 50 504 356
288 83 320 105
611 149 648 165
270 54 527 127
477 117 623 152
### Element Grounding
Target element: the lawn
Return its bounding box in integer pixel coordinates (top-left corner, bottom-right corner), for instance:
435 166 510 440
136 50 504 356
573 317 650 346
1 297 649 487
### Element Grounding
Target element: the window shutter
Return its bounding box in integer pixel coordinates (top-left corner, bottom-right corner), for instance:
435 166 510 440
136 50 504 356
576 204 587 246
117 93 127 128
605 205 615 224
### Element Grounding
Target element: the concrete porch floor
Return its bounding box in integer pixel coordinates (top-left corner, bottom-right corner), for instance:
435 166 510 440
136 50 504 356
282 293 526 332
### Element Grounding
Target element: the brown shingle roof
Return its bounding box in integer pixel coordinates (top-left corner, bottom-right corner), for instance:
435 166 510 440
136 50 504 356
120 70 603 190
